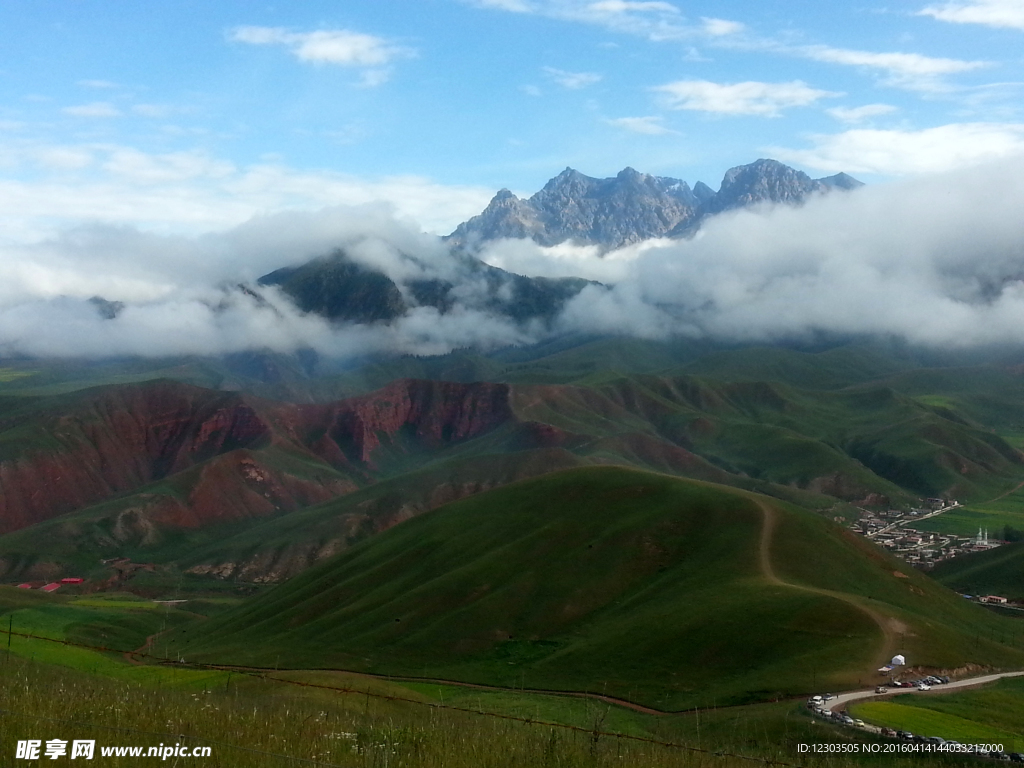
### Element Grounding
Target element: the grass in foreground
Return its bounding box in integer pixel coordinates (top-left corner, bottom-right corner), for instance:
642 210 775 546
0 583 993 767
851 676 1024 750
0 653 992 768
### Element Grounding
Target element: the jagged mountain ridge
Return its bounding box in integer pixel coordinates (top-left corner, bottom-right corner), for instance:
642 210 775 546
448 158 863 249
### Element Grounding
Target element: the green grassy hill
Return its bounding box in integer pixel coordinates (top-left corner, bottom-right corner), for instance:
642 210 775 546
5 339 1024 590
931 541 1024 600
167 467 1024 711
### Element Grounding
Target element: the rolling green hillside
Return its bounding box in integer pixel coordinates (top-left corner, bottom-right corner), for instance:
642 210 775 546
167 467 1024 711
514 371 1024 502
5 338 1024 589
932 540 1024 600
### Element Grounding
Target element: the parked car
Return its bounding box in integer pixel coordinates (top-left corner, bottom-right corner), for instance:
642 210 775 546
853 719 866 728
989 751 1010 761
875 686 887 694
936 676 949 684
918 683 931 691
1007 753 1024 763
880 727 896 737
897 731 913 740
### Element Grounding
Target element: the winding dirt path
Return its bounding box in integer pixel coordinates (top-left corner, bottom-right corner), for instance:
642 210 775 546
984 478 1024 504
756 500 901 673
125 631 161 666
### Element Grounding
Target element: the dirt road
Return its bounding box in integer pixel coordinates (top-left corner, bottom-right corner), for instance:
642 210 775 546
756 500 901 672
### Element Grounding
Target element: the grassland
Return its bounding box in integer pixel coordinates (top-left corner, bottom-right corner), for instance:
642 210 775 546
165 467 1024 713
914 485 1024 538
0 635 989 767
931 540 1024 600
851 676 1024 750
0 539 1008 765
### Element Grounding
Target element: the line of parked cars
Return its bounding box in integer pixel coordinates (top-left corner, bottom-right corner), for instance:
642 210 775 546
805 686 1024 761
888 675 949 689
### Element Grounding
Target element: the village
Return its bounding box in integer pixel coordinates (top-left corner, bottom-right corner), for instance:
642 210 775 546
847 498 1019 608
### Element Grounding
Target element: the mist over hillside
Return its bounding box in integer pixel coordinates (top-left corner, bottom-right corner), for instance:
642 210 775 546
1 156 1024 361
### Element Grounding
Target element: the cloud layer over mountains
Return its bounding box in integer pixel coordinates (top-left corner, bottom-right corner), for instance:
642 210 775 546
2 155 1024 359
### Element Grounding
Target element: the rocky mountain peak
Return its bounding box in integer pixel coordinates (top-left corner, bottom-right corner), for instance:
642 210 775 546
703 159 829 216
819 172 864 191
692 181 716 203
448 158 862 249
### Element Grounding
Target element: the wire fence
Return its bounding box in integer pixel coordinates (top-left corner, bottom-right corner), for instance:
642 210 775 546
0 626 812 768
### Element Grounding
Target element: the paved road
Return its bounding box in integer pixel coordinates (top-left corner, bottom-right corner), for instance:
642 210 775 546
824 670 1024 713
867 503 959 538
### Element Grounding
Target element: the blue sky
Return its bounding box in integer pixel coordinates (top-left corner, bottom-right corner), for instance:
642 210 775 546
1 0 1023 239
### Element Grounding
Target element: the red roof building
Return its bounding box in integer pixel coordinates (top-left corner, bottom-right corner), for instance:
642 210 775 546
60 578 84 584
40 583 61 593
16 583 32 589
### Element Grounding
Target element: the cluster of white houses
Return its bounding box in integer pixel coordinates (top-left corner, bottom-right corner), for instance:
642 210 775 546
847 503 1016 605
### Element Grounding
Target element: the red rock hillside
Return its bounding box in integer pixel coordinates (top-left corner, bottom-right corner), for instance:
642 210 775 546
0 378 516 536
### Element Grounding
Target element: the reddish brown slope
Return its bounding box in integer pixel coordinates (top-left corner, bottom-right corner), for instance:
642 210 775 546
0 379 517 536
0 382 270 533
282 379 514 469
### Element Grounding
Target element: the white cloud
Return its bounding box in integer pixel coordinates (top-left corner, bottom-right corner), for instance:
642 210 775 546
462 0 695 41
131 103 191 118
604 115 677 134
799 45 987 91
588 1 679 11
543 67 602 89
770 122 1024 175
554 156 1024 347
653 80 839 117
827 104 898 124
102 149 236 184
33 147 94 170
229 26 413 74
701 17 744 36
10 158 1024 359
0 206 540 359
467 0 535 11
0 142 493 244
919 0 1024 30
357 69 392 88
479 236 663 282
520 84 543 97
77 80 119 89
62 102 122 118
